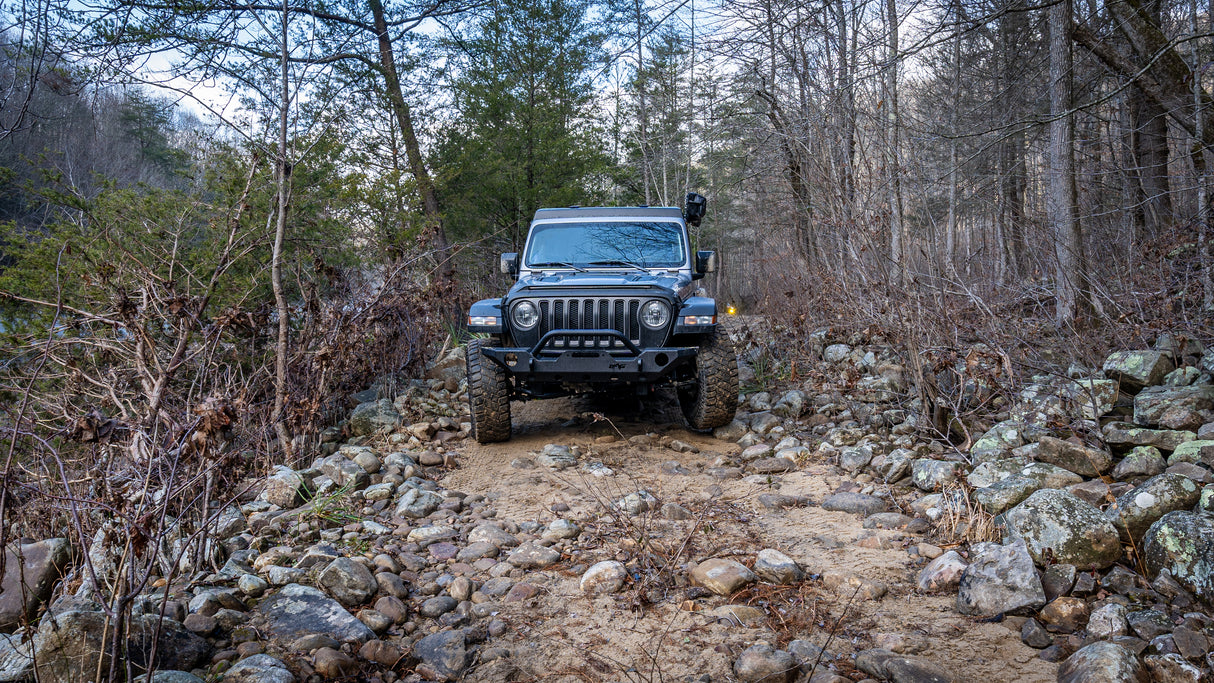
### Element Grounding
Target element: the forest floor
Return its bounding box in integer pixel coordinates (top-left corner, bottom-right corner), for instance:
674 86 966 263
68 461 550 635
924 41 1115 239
440 393 1058 682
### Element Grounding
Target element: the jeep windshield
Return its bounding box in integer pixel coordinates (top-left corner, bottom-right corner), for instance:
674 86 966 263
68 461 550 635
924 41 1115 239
524 221 686 269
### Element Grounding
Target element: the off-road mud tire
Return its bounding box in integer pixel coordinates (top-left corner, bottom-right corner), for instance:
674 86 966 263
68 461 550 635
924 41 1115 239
466 338 512 443
679 325 739 430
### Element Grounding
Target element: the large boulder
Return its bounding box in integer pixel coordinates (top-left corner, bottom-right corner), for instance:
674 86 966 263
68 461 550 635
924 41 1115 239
33 610 210 683
1134 385 1214 431
955 540 1046 616
1003 489 1121 569
1103 350 1175 394
348 398 401 436
1142 511 1214 606
0 538 72 632
254 583 375 645
1104 473 1202 543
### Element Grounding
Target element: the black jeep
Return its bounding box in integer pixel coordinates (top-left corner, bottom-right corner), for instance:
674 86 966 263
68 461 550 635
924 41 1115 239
464 194 738 443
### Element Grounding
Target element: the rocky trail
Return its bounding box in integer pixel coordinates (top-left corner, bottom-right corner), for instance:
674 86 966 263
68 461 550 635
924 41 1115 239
1 326 1213 682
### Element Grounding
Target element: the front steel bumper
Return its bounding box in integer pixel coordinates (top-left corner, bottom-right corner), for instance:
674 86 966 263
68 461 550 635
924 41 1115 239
481 329 696 383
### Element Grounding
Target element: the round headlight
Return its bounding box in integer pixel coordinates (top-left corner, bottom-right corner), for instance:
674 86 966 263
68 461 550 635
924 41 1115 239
640 300 670 329
512 301 539 329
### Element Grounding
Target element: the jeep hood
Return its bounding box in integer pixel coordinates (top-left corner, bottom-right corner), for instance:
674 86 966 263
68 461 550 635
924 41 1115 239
508 271 687 295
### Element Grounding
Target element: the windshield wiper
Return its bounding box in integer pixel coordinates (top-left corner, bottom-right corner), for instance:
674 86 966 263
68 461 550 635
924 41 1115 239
529 261 586 272
586 259 648 270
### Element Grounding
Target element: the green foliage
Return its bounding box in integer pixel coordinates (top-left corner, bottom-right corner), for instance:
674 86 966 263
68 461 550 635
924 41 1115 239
435 0 610 251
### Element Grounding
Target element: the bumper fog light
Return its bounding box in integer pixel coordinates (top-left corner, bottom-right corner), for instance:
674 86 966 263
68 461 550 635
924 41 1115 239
683 315 716 325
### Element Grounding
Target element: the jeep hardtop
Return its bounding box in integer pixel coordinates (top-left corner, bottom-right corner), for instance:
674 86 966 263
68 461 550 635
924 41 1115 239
464 194 738 443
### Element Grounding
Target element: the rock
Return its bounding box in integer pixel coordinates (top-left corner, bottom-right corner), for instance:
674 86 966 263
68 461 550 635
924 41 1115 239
1019 462 1085 489
360 639 403 667
822 570 887 600
973 475 1040 515
413 629 469 681
971 420 1030 464
1039 596 1090 633
918 551 967 592
955 539 1046 616
1143 653 1203 683
911 459 960 491
1087 603 1129 640
1167 439 1214 466
1103 350 1175 393
713 420 749 441
349 398 401 436
468 524 519 548
1041 564 1077 601
967 457 1028 488
537 444 577 470
1057 641 1149 683
839 446 873 473
130 672 207 683
255 583 375 645
33 611 210 683
1165 367 1202 386
0 538 71 631
1103 422 1195 452
1021 618 1052 648
661 502 694 520
316 454 369 490
740 443 774 461
709 604 766 626
773 390 806 418
878 448 915 483
313 646 358 678
615 490 658 515
1004 489 1122 569
223 654 296 683
853 648 955 683
261 465 307 507
419 596 458 617
690 558 756 595
581 561 628 594
753 549 804 584
507 543 561 569
750 456 795 474
1035 437 1113 476
1126 609 1172 640
750 412 781 434
1068 479 1113 507
317 557 377 607
733 643 797 682
823 344 851 363
1105 473 1202 542
1142 511 1214 604
394 487 443 519
1112 446 1167 479
821 492 887 516
1135 385 1214 431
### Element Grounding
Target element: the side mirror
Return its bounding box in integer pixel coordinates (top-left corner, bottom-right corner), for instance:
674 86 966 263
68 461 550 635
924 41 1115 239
696 250 717 274
685 192 707 227
500 253 519 276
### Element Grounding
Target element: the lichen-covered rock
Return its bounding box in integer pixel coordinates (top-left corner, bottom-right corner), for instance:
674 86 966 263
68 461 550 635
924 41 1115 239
966 457 1028 488
1103 422 1195 453
1019 462 1085 489
1111 446 1167 480
839 445 873 473
0 538 71 632
1004 489 1121 569
1034 436 1112 477
261 465 308 508
690 558 756 595
1057 641 1149 683
1105 473 1202 543
1015 377 1118 423
911 459 960 491
973 475 1040 515
1135 384 1214 431
877 448 915 483
970 420 1030 464
254 583 375 645
348 398 401 436
1086 603 1129 640
955 540 1046 616
1142 511 1214 605
1103 350 1175 394
1167 439 1214 467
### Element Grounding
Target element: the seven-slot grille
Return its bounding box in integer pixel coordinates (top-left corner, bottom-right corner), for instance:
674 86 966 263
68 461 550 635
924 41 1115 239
534 297 643 350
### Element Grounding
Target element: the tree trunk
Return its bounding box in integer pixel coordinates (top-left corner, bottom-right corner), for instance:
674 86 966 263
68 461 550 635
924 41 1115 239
270 0 293 456
998 0 1028 280
368 0 454 290
885 0 904 287
1048 0 1092 325
1132 84 1172 237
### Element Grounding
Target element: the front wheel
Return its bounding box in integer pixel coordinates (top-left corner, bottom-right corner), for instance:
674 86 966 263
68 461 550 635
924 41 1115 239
466 339 512 443
678 326 739 430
